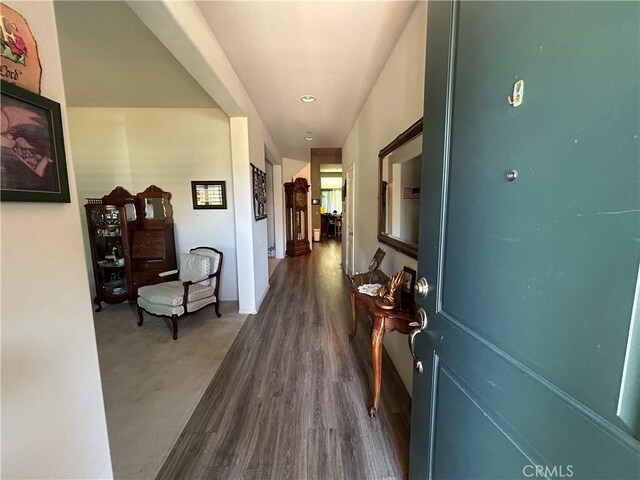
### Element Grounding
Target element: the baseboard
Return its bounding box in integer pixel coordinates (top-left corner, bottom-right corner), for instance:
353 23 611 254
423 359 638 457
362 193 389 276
254 283 269 312
236 282 269 315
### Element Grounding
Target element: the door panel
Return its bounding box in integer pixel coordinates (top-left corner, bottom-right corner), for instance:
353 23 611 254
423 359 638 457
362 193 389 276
431 362 533 480
410 2 640 479
442 0 639 422
422 329 639 479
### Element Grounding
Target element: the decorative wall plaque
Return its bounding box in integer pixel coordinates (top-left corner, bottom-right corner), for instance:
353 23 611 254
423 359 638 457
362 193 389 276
251 163 267 220
0 3 41 93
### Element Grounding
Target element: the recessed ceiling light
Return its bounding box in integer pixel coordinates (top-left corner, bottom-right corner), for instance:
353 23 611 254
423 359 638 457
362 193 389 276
305 136 314 141
300 95 316 103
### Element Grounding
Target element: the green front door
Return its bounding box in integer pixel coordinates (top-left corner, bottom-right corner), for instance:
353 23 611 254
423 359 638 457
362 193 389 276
410 2 640 479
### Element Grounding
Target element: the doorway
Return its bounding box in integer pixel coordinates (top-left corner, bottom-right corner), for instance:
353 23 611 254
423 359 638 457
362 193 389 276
345 163 355 276
264 159 280 278
319 164 343 242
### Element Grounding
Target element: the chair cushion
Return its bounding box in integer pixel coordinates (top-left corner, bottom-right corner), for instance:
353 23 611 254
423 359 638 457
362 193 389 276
137 292 217 317
179 253 211 285
137 296 184 317
138 281 214 306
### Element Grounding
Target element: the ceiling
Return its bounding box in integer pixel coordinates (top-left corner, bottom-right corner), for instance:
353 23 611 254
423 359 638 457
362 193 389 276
197 1 418 159
55 1 217 108
54 1 418 157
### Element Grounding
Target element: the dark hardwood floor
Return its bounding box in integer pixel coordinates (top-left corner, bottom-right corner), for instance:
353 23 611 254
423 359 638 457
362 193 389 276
157 240 411 479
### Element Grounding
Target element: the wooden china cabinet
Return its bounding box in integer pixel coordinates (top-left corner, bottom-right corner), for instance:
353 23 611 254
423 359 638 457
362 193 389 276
85 185 177 311
130 185 178 291
85 187 137 311
284 177 311 256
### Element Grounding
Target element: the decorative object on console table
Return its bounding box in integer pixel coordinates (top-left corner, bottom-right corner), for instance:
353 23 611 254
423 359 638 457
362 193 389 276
375 270 404 310
1 80 69 202
351 247 386 285
251 163 267 220
401 266 416 297
85 187 137 311
284 177 311 256
131 185 178 292
191 180 227 209
0 5 42 93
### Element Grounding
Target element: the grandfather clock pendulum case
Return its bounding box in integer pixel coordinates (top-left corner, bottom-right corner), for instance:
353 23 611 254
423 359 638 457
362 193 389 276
284 177 311 256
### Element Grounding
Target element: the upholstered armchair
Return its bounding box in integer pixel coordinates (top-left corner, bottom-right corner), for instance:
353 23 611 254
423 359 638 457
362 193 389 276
136 247 223 339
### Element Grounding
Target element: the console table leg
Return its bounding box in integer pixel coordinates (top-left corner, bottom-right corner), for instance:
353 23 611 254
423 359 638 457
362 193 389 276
349 291 357 341
369 315 385 417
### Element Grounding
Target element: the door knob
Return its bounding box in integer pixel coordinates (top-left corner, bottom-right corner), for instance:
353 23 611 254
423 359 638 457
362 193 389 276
415 277 430 299
408 308 428 375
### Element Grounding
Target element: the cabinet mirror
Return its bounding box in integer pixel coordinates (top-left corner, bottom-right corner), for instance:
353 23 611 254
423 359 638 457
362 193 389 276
144 197 167 219
137 185 173 229
378 118 423 259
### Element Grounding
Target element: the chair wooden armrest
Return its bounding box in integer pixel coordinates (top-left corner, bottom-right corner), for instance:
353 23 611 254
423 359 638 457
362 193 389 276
181 271 219 307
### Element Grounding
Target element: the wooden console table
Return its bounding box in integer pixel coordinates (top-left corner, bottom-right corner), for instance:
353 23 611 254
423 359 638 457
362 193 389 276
349 273 415 417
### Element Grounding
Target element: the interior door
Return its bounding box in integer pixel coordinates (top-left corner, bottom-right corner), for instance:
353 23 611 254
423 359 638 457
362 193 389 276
410 2 640 479
345 164 355 275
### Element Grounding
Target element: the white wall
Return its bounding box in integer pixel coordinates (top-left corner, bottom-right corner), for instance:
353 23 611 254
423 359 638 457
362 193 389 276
0 1 112 478
67 107 238 301
283 157 310 184
128 0 283 313
342 1 428 394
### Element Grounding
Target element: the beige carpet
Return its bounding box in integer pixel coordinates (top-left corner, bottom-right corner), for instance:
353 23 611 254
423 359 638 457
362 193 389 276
93 301 247 480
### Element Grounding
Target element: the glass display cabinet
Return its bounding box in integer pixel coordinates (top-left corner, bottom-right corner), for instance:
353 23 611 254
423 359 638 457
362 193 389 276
85 187 137 311
284 177 311 256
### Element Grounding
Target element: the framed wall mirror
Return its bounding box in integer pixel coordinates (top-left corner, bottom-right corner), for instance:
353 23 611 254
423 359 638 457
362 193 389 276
378 118 423 259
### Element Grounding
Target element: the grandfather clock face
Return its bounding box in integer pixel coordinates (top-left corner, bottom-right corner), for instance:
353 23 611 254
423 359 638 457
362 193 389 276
294 192 306 209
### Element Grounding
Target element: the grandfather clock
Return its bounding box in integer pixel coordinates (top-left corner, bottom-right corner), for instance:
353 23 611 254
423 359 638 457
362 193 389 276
284 177 311 256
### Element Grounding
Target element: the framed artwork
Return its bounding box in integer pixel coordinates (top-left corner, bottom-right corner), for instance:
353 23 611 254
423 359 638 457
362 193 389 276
191 180 227 209
402 266 416 297
251 163 267 220
1 80 70 202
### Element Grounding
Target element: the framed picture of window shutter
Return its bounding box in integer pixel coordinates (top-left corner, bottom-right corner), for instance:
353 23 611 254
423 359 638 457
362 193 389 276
191 181 227 209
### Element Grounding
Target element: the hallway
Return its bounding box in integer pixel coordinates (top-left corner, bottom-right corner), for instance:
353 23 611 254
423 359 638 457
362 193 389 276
158 241 411 479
